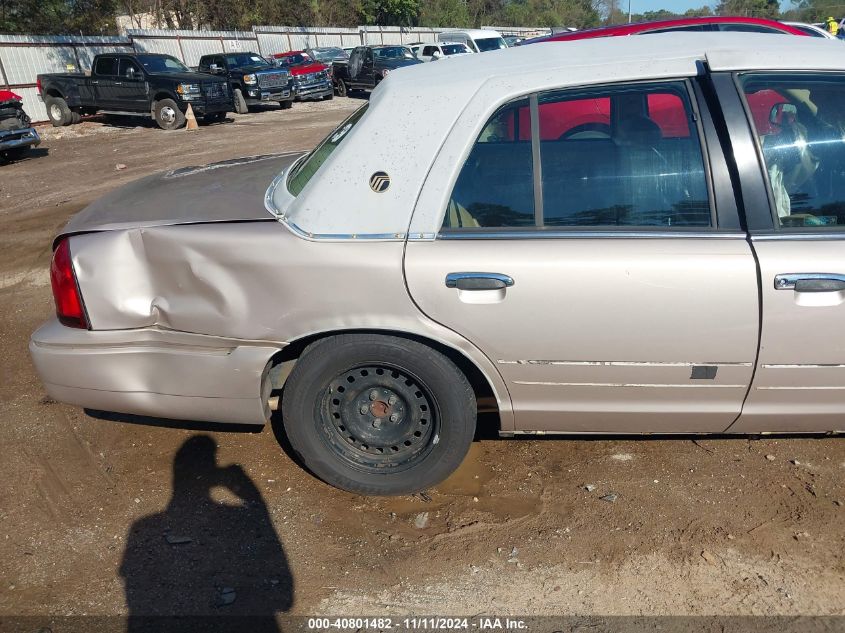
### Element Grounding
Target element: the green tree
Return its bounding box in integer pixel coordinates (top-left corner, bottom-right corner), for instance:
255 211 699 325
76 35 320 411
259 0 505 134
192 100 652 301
715 0 779 18
358 0 421 25
419 0 471 27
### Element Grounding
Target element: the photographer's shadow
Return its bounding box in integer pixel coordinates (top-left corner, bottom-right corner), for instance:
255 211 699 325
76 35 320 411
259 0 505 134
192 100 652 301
120 435 293 632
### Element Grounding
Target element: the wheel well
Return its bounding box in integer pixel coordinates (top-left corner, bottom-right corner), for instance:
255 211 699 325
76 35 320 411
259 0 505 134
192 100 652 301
270 329 501 435
44 89 63 99
153 92 173 103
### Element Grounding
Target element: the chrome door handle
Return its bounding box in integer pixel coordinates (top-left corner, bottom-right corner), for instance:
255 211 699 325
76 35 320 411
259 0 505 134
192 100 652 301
114 81 123 86
91 80 99 84
775 273 845 292
445 272 514 291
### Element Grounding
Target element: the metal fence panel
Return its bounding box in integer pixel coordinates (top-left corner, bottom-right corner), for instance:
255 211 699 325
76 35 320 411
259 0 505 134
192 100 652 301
16 87 47 123
130 36 183 59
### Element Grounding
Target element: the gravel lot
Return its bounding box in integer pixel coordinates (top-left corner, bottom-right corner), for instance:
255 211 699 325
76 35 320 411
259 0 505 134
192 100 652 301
1 98 844 622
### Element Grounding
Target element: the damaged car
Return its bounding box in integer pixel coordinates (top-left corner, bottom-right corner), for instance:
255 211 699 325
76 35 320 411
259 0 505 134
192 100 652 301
0 90 40 161
30 34 845 495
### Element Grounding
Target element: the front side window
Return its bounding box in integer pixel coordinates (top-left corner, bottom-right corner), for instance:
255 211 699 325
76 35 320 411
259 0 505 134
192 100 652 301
719 23 786 33
741 73 845 228
287 104 368 196
444 81 711 230
119 58 141 79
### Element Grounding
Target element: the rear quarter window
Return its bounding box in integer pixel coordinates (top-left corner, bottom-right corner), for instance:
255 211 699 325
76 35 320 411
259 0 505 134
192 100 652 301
287 104 368 196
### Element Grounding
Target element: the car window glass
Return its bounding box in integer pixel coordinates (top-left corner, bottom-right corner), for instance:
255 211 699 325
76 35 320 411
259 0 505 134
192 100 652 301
719 23 784 33
475 37 507 52
645 24 711 33
288 105 369 196
446 99 535 228
423 46 437 56
95 57 116 76
119 58 141 79
741 73 845 228
444 82 711 230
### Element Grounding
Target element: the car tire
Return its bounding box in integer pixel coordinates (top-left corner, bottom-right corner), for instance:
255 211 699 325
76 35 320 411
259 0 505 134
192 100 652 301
153 99 186 130
233 88 249 114
280 99 293 110
70 110 81 124
281 333 476 495
336 80 348 98
45 96 72 127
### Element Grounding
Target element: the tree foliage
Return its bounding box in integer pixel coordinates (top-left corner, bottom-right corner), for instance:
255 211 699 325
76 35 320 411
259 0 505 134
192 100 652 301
0 0 778 35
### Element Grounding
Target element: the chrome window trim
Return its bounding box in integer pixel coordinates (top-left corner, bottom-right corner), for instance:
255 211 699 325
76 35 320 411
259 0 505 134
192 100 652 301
437 230 746 240
751 232 845 241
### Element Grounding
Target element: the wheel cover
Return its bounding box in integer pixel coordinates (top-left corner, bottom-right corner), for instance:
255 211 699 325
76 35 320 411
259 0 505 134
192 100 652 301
319 364 439 473
160 106 177 124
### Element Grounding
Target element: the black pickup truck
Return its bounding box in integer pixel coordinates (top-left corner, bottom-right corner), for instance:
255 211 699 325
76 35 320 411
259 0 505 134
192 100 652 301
332 45 422 97
198 52 293 114
37 53 231 130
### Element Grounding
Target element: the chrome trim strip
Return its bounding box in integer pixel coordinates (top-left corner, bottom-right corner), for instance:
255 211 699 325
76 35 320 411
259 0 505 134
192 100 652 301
499 359 752 367
763 363 845 368
757 386 845 390
752 232 845 241
438 231 746 240
514 381 746 388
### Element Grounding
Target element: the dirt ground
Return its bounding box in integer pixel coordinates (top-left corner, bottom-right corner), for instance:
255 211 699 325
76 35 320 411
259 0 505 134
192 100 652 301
1 98 844 623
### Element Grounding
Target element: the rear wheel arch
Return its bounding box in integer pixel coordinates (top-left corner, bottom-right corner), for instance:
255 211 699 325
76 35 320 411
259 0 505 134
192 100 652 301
269 328 503 432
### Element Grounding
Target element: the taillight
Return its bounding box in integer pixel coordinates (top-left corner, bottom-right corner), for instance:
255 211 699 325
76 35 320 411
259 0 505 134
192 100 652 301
50 239 88 329
36 77 42 95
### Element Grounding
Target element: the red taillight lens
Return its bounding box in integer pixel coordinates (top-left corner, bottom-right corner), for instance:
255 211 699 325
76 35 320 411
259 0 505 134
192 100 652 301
50 239 88 329
36 77 42 94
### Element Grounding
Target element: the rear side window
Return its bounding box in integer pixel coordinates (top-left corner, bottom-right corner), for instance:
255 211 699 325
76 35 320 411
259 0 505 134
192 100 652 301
287 104 368 196
444 81 711 230
95 57 117 76
740 73 845 228
719 23 786 33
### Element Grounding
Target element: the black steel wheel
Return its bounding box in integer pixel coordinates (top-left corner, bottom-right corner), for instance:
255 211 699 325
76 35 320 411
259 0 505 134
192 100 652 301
319 364 438 473
282 334 476 495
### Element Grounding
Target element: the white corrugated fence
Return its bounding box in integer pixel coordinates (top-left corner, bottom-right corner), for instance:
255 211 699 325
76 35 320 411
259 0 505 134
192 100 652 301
1 25 551 122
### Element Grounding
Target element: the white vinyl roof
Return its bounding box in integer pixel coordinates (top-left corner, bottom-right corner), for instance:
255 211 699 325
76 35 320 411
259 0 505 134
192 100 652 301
268 32 845 240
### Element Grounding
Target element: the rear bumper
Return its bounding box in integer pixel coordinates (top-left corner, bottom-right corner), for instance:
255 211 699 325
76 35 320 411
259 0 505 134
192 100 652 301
30 319 284 425
0 127 40 151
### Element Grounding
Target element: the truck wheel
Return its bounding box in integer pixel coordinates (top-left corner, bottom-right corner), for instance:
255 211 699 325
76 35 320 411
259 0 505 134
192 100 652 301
233 88 249 114
45 96 72 127
279 99 293 110
70 110 81 124
336 80 348 98
153 99 186 130
281 333 477 495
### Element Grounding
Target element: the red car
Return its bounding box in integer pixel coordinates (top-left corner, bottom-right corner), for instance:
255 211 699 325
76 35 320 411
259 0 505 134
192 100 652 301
271 51 333 101
512 17 807 141
527 16 807 43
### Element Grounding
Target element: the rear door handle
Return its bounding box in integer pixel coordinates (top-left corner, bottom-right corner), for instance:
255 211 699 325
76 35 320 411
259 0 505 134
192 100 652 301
445 272 514 291
775 273 845 292
91 80 99 84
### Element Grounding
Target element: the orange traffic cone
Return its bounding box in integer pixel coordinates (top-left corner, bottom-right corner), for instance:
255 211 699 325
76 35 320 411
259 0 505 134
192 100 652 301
185 104 199 131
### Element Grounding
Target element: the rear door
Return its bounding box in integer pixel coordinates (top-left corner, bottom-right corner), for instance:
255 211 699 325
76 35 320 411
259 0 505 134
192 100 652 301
404 79 760 433
92 55 120 108
718 71 845 432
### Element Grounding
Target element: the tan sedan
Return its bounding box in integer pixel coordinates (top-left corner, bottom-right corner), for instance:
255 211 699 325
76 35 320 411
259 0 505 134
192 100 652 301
30 33 845 494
